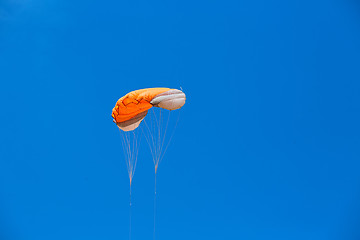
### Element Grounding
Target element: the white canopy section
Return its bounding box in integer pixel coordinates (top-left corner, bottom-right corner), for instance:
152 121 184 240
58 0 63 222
150 89 186 110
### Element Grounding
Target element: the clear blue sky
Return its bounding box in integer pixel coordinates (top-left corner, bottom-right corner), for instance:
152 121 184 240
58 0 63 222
1 0 360 239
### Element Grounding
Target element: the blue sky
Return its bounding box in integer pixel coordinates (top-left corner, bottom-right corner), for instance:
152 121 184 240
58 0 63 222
1 0 360 239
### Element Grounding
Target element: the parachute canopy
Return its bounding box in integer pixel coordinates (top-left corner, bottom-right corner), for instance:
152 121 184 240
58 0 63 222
112 88 186 131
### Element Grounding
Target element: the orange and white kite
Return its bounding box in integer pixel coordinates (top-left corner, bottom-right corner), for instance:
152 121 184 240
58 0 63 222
112 87 186 240
112 88 186 131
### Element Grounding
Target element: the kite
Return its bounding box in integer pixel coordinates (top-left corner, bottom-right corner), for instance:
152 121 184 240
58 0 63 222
112 87 186 240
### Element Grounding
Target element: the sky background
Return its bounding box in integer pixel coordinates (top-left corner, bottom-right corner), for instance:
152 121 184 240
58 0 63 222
1 0 360 239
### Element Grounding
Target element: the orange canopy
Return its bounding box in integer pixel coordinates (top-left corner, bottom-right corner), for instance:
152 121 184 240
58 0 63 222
112 88 171 123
